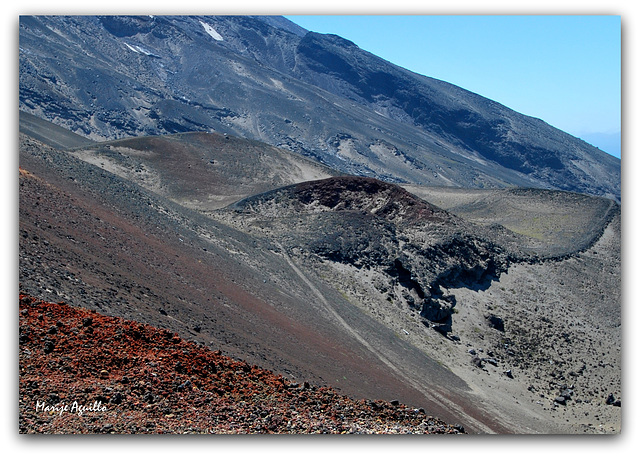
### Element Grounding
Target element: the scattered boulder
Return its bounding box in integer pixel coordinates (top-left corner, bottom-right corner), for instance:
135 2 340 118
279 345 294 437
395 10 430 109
43 339 55 354
19 327 31 344
560 388 573 400
177 380 192 392
605 393 621 407
553 386 574 405
110 392 123 404
487 314 504 332
554 396 567 405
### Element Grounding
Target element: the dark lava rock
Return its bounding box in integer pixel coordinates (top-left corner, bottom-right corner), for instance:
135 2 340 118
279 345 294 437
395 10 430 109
433 323 453 336
176 380 192 392
19 327 31 344
453 424 465 433
605 393 621 407
43 339 55 354
560 388 573 400
487 314 505 332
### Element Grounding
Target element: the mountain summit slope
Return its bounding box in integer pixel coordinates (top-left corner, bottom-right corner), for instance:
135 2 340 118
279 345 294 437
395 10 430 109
19 15 620 201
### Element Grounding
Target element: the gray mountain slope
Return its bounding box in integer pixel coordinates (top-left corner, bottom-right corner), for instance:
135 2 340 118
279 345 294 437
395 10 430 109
19 15 620 201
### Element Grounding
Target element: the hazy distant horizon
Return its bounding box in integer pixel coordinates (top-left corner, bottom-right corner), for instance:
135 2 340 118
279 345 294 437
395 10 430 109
578 131 621 159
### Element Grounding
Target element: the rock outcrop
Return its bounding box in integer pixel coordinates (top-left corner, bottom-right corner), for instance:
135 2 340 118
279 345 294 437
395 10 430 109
229 176 515 334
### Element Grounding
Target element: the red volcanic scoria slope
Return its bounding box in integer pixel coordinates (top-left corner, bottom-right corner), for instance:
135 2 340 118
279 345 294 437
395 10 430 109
18 293 465 434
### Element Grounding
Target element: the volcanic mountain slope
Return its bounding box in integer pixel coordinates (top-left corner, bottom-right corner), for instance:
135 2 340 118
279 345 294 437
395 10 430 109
19 110 96 150
218 174 622 434
19 130 509 433
66 129 338 211
19 293 465 434
19 122 621 433
19 15 620 201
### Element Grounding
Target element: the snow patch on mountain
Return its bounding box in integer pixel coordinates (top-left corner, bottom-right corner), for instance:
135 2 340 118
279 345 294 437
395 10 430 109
200 21 223 41
124 43 155 56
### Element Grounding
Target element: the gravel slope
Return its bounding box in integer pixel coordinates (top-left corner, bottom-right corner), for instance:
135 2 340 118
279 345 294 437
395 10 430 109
19 293 465 434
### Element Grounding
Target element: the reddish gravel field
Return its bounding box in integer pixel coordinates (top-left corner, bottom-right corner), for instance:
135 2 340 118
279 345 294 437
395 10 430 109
18 293 465 434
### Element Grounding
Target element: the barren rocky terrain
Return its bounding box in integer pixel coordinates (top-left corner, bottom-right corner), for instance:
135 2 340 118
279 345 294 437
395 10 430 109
19 15 620 201
17 15 622 435
20 293 465 434
218 175 622 434
18 116 621 433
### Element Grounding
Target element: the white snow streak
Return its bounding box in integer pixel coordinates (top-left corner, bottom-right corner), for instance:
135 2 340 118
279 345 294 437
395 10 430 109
200 21 223 41
124 43 154 56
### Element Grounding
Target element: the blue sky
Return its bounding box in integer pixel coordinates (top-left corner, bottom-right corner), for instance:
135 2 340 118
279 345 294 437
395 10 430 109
285 15 621 158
